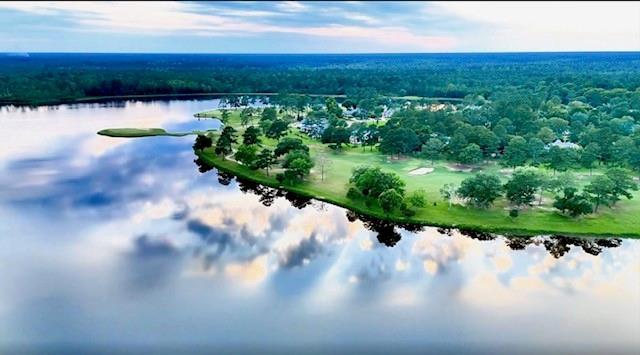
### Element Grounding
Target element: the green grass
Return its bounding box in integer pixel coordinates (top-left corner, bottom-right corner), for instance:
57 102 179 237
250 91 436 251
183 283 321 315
98 109 640 237
193 109 640 238
97 128 218 138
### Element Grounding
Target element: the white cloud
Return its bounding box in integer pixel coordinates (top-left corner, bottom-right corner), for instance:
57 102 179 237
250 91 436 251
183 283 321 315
275 1 309 13
432 1 640 51
342 13 379 25
0 1 455 51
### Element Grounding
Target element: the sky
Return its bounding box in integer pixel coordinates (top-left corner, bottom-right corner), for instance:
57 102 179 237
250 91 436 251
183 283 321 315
0 1 639 53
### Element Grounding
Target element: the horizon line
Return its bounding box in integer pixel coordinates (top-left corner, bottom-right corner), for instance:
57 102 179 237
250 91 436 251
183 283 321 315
2 50 640 56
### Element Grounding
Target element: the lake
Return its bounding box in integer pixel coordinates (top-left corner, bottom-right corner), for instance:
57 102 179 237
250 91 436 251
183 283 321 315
0 99 638 354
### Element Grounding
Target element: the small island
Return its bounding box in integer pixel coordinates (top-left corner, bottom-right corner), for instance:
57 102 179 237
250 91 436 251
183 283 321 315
102 95 640 237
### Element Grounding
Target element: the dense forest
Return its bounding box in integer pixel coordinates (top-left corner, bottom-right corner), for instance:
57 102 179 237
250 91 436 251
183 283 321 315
1 52 639 106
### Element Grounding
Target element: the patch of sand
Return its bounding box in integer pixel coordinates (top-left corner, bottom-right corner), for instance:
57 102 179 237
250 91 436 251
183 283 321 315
446 164 473 173
408 167 434 176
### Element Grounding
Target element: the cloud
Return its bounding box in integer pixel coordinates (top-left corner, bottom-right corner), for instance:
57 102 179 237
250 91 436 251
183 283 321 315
278 233 323 268
0 1 456 51
275 1 309 13
432 1 640 51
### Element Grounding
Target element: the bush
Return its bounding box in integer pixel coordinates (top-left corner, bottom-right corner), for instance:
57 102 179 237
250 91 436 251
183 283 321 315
406 190 427 208
346 186 363 200
400 204 416 217
509 209 519 218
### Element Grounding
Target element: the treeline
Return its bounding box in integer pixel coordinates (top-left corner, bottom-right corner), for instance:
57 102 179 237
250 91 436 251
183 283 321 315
1 52 639 105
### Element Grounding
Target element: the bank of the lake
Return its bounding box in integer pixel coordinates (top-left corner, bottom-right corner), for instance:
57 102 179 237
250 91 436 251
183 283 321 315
196 148 640 238
1 92 464 108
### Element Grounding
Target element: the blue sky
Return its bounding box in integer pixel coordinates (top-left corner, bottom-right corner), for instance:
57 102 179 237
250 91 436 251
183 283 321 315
1 1 638 53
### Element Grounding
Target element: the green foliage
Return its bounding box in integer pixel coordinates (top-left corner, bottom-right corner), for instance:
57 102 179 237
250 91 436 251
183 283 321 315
458 143 483 165
504 169 542 207
261 107 278 122
458 173 503 208
378 189 403 214
265 119 289 140
220 109 231 124
421 137 445 163
349 166 405 198
553 187 593 217
583 169 637 212
274 137 309 157
604 168 638 204
546 146 578 173
234 144 258 166
240 107 255 126
379 128 420 156
214 126 237 158
502 136 529 168
281 150 314 183
321 126 351 149
406 190 427 208
193 134 213 151
346 186 363 200
253 148 276 175
242 126 262 145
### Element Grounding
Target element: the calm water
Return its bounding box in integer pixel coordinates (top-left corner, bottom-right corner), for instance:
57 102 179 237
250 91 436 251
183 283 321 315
0 99 638 354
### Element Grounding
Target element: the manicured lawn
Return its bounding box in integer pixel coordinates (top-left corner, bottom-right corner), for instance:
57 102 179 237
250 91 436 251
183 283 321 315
104 108 640 237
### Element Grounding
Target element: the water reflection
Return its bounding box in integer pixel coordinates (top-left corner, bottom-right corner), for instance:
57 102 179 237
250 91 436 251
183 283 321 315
205 161 625 257
0 99 638 353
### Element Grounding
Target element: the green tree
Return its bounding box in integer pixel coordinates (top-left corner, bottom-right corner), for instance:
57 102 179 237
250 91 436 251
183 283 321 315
281 150 314 183
261 107 277 122
458 143 483 165
421 137 445 164
457 173 503 208
379 128 420 157
546 146 577 174
193 134 213 151
604 167 638 205
265 119 289 140
528 137 546 166
406 190 427 208
242 126 261 145
502 136 529 168
584 175 616 212
378 188 403 215
350 166 405 198
537 126 556 144
274 137 309 157
447 131 468 157
221 109 231 124
234 144 258 166
325 97 343 118
553 187 593 217
321 126 351 150
253 148 276 176
214 126 237 158
580 142 600 175
240 107 255 126
504 169 542 207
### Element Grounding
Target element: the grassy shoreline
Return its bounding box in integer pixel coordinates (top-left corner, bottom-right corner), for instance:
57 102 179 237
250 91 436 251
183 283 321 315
197 149 639 238
97 107 639 238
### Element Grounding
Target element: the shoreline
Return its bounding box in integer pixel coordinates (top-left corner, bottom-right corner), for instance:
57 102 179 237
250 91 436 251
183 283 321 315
196 150 640 239
0 92 464 108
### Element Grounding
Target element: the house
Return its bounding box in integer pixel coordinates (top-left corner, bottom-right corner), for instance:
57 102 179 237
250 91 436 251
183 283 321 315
548 139 581 149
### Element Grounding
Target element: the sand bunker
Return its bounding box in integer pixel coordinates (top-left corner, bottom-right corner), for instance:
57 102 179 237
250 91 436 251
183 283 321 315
446 164 473 173
408 167 434 176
